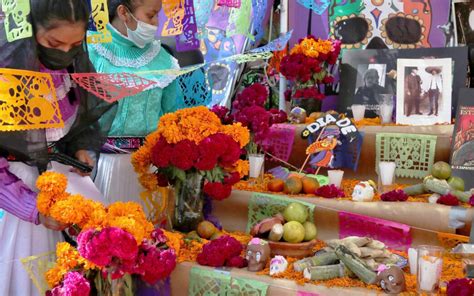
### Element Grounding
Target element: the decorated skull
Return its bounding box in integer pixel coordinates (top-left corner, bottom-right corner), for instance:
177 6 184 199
377 266 406 294
269 256 288 276
289 107 307 124
246 238 271 272
352 181 376 202
329 0 432 49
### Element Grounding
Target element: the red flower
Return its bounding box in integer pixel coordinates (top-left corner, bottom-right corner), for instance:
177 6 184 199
380 190 409 202
197 236 243 267
220 138 241 166
226 256 247 268
151 138 173 168
224 172 241 186
447 278 474 296
315 185 345 198
195 137 220 171
437 193 460 206
170 140 198 170
210 105 233 124
233 83 268 110
269 109 287 125
322 76 334 84
204 182 232 201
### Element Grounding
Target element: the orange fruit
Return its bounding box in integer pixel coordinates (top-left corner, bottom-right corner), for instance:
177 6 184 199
197 221 217 239
268 179 285 192
288 172 304 179
301 176 320 194
284 177 303 194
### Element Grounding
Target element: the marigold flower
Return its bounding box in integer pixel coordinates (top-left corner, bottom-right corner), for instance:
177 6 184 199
36 172 68 196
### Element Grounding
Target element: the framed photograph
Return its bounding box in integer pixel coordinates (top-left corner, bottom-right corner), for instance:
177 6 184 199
353 64 388 111
396 58 452 125
451 88 474 190
453 0 474 45
338 47 468 118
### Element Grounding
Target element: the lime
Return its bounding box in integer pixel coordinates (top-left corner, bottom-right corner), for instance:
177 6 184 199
303 221 317 241
448 176 465 191
283 221 305 243
283 202 309 223
431 161 452 180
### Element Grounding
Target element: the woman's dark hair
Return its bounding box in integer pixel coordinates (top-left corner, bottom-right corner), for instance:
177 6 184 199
108 0 140 20
30 0 91 30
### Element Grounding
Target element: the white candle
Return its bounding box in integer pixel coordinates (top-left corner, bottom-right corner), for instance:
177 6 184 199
249 154 265 178
351 104 366 121
328 170 344 188
380 103 393 124
408 248 418 275
418 256 443 292
378 162 396 186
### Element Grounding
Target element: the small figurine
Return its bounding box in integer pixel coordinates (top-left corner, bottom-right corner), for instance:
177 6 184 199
269 255 288 276
352 181 376 202
246 238 271 272
289 107 307 124
377 265 406 294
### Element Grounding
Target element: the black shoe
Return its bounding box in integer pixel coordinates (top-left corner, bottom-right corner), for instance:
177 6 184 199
428 112 433 115
416 112 422 115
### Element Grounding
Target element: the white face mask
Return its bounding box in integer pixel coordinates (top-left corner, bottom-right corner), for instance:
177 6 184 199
125 12 158 48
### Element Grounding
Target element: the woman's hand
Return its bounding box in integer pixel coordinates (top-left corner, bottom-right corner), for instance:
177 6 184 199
39 213 69 231
72 150 94 177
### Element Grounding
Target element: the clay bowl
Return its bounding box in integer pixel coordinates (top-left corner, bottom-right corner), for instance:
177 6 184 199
268 239 317 259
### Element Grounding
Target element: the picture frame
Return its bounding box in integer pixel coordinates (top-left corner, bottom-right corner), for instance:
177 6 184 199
450 88 474 190
396 58 452 126
338 47 468 118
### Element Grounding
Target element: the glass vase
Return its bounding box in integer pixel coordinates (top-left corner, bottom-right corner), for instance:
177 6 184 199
291 98 322 114
93 273 134 296
172 173 205 232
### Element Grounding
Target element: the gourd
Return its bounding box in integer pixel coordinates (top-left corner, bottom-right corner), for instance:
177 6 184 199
293 251 338 272
303 264 352 280
335 245 377 284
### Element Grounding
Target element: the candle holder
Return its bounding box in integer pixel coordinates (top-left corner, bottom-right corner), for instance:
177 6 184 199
351 104 366 122
417 245 444 294
377 161 396 193
327 170 344 188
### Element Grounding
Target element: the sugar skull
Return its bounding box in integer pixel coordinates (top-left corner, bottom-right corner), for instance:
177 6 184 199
289 107 307 124
269 255 288 276
246 238 271 272
329 0 432 49
377 266 406 294
352 181 376 202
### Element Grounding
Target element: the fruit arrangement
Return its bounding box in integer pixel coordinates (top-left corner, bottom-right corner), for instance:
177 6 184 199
186 221 224 241
403 161 472 203
251 202 317 244
267 173 323 195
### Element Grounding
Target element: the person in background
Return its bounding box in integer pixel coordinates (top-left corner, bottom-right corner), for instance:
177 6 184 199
405 67 422 116
89 0 186 211
427 68 442 116
355 68 386 108
0 1 115 295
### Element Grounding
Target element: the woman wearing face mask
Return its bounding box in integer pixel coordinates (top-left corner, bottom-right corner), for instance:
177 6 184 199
88 0 185 209
0 1 115 294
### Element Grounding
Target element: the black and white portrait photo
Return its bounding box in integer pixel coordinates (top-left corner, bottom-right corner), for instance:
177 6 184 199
396 58 452 125
354 64 388 113
453 0 474 45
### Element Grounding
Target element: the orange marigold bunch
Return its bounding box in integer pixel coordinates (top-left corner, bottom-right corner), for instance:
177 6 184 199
290 37 333 58
105 202 154 244
36 172 68 197
220 122 251 148
45 242 96 287
157 106 222 144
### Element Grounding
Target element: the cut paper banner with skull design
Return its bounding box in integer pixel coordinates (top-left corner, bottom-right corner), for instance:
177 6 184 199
87 0 112 43
1 0 32 42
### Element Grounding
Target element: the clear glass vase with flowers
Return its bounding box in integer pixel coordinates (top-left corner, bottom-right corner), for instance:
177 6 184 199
211 83 287 181
280 36 341 114
132 106 251 232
